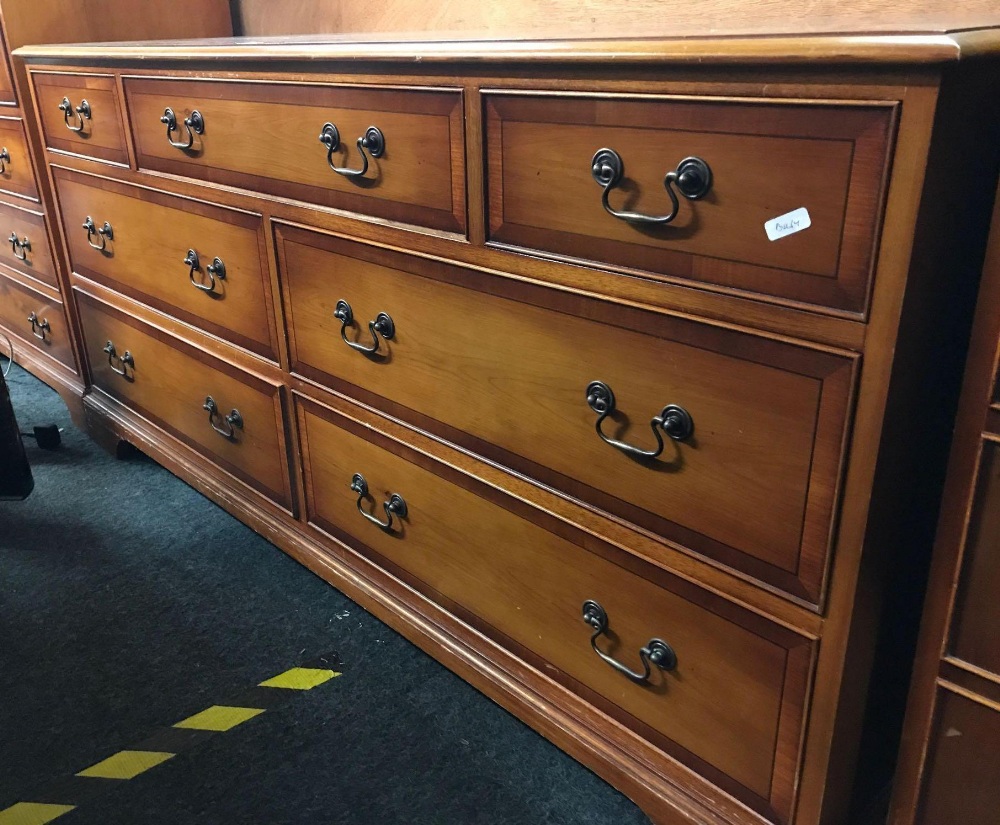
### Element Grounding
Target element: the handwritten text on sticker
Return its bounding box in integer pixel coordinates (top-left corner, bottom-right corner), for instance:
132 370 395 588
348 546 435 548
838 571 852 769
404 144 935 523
765 207 811 242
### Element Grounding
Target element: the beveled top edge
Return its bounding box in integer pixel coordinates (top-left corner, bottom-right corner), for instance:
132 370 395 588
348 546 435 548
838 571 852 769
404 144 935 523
12 29 1000 66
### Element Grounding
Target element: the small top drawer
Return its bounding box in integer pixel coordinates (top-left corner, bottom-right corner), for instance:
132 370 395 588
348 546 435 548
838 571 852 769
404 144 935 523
53 167 275 360
124 77 466 234
32 72 129 164
0 117 39 201
485 92 896 316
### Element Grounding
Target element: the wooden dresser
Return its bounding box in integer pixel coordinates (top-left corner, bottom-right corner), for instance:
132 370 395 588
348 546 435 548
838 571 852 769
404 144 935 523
16 26 1000 825
0 0 232 411
887 172 1000 823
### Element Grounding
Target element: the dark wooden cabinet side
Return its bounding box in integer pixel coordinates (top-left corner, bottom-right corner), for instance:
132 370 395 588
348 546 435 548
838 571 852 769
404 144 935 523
888 173 1000 824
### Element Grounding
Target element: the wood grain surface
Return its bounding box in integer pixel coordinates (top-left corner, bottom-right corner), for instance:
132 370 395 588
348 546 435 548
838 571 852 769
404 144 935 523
0 197 55 286
76 290 292 510
0 115 37 200
233 0 1000 41
32 71 128 164
298 391 813 821
54 166 277 359
279 224 855 605
486 92 894 315
125 77 466 233
0 269 72 368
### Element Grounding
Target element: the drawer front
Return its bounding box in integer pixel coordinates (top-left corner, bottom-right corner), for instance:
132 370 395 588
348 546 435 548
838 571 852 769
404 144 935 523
949 438 1000 676
54 167 275 359
0 200 57 288
485 92 895 315
125 77 466 234
279 226 856 604
916 688 1000 825
0 117 39 201
76 291 291 509
0 274 74 369
32 72 129 164
298 393 813 823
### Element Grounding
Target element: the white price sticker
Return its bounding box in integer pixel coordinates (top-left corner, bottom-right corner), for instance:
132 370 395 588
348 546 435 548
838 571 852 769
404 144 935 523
764 207 811 242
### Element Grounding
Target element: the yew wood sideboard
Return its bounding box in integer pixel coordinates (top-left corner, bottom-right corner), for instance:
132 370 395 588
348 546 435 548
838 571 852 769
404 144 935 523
15 29 1000 825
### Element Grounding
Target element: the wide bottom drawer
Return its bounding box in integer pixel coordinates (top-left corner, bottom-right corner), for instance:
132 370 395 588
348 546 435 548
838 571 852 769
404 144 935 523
297 391 814 824
0 274 75 370
76 290 292 510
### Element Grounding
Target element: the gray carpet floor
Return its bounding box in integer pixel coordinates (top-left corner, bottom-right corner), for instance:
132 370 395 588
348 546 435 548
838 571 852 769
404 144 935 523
0 363 651 825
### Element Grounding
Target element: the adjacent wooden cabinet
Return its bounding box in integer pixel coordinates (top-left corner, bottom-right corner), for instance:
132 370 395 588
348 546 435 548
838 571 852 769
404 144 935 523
888 171 1000 825
14 21 1000 825
0 0 232 412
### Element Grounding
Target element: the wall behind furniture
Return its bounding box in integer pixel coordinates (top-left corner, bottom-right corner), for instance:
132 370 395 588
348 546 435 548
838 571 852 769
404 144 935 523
233 0 1000 38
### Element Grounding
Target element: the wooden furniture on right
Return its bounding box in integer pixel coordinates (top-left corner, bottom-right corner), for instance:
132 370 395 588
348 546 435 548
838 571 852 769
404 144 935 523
887 172 1000 823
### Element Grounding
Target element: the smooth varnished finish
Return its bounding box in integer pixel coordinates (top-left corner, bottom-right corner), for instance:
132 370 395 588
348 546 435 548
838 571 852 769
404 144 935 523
53 166 276 359
0 116 38 200
124 77 467 234
76 290 292 510
32 72 128 164
486 92 895 315
278 225 855 605
297 392 814 823
0 272 72 368
0 198 56 287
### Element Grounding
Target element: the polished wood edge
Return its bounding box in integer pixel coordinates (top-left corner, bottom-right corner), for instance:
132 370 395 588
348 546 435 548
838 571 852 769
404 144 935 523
12 32 999 66
71 277 281 376
81 390 770 825
0 258 60 297
272 217 859 359
935 677 1000 714
940 657 1000 700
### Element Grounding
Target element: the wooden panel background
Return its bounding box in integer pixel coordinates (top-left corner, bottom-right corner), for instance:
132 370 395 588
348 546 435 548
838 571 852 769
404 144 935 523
233 0 1000 39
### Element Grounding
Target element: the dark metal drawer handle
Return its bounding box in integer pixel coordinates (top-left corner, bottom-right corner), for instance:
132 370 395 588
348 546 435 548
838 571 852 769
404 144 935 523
103 340 134 377
161 107 204 150
586 380 693 460
83 216 113 251
59 97 91 133
582 600 677 684
8 232 29 261
333 299 394 354
184 249 226 293
350 472 407 531
0 147 10 174
203 395 243 440
27 312 50 341
319 123 385 178
591 149 712 226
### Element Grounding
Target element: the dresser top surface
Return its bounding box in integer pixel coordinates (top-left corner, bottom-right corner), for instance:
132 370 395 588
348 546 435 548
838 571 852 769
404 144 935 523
13 24 1000 66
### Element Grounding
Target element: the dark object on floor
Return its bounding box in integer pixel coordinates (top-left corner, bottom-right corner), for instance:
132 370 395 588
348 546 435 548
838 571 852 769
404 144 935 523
22 423 62 450
0 367 32 500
